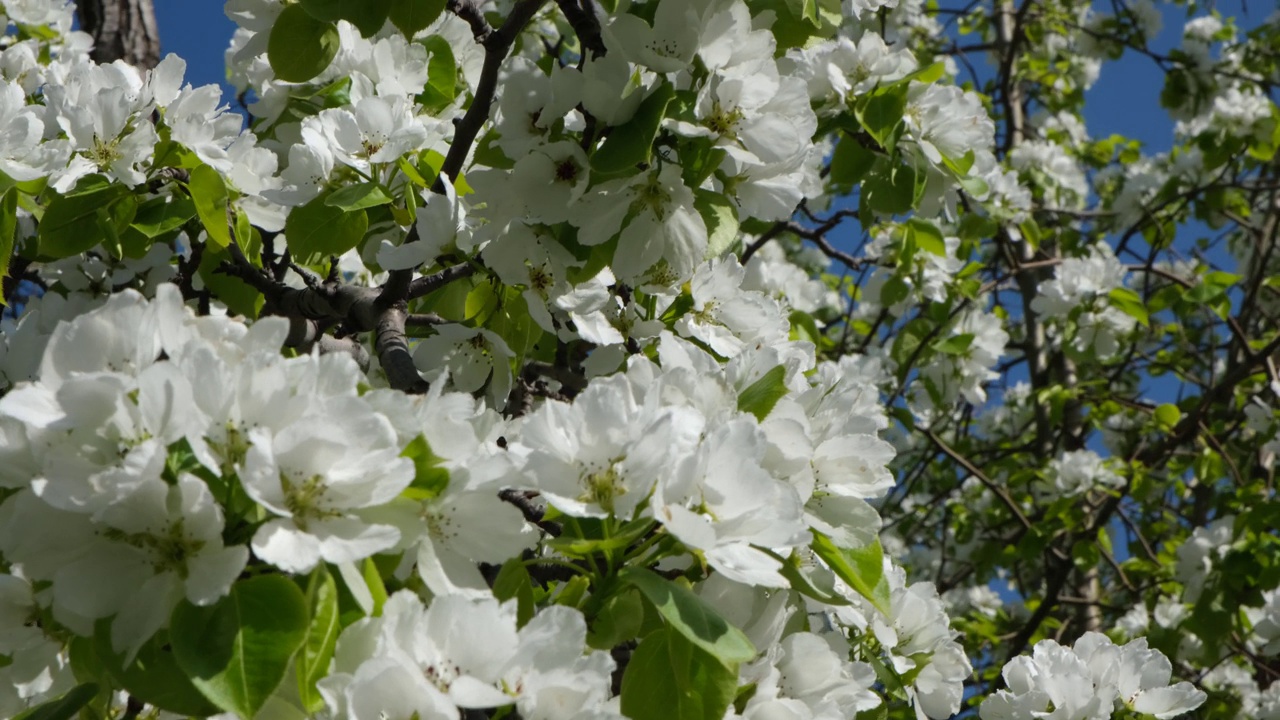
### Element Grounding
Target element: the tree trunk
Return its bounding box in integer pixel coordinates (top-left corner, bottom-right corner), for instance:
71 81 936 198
77 0 161 70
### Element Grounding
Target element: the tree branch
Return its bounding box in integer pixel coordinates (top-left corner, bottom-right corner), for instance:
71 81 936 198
381 0 547 304
78 0 160 69
555 0 606 59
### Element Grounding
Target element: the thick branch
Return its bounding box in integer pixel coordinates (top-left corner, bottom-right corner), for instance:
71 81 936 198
374 303 427 393
381 0 546 304
407 262 478 301
78 0 161 69
447 0 492 43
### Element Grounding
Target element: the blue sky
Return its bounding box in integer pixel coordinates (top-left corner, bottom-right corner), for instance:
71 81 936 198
153 1 236 97
155 2 1270 152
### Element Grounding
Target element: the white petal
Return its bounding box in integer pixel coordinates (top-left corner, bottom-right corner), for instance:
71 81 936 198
186 545 249 605
252 519 323 573
314 516 401 564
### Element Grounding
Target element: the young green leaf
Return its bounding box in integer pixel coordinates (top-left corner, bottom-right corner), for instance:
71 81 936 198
620 568 756 665
284 195 369 263
695 189 740 260
296 566 340 713
493 557 537 628
188 164 231 248
170 575 310 720
736 365 789 421
591 83 676 175
810 531 891 615
324 182 393 212
268 5 340 83
389 0 446 36
91 625 221 717
37 175 131 258
0 188 16 302
620 628 739 720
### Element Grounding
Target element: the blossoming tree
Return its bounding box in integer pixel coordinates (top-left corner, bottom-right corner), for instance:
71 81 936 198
0 0 1277 718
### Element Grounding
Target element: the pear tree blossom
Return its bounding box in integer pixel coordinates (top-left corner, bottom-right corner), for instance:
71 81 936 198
5 0 1280 718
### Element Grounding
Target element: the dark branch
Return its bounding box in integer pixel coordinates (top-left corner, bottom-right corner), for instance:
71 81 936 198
555 0 606 59
381 0 547 305
407 262 478 301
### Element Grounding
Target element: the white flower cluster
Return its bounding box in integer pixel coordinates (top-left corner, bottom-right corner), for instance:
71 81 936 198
0 279 973 718
320 592 616 720
1247 588 1280 656
980 632 1206 720
1042 449 1124 498
1175 515 1235 602
1031 244 1136 357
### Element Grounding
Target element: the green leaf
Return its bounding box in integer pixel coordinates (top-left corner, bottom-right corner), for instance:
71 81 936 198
798 0 819 24
489 287 545 357
695 189 739 259
325 182 393 211
284 195 369 263
830 133 876 189
555 575 591 608
855 83 909 150
549 517 656 557
933 333 975 355
1154 403 1181 430
750 0 836 48
361 556 388 616
91 626 221 717
810 531 891 615
957 213 998 241
130 194 197 238
296 566 340 713
736 365 788 421
587 589 645 650
905 61 945 84
400 434 451 499
298 0 345 21
299 0 391 35
198 240 264 319
906 218 946 256
420 35 459 110
389 0 445 36
879 274 910 306
12 683 99 720
493 557 537 628
1107 287 1149 327
464 278 501 323
94 192 137 257
862 161 916 215
37 175 131 258
170 575 310 720
346 0 393 36
591 82 675 175
620 628 739 720
620 568 756 665
766 548 852 606
268 4 340 83
956 173 989 197
0 188 16 303
188 164 231 248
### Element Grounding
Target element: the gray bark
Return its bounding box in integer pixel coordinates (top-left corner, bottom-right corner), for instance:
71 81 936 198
77 0 161 69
